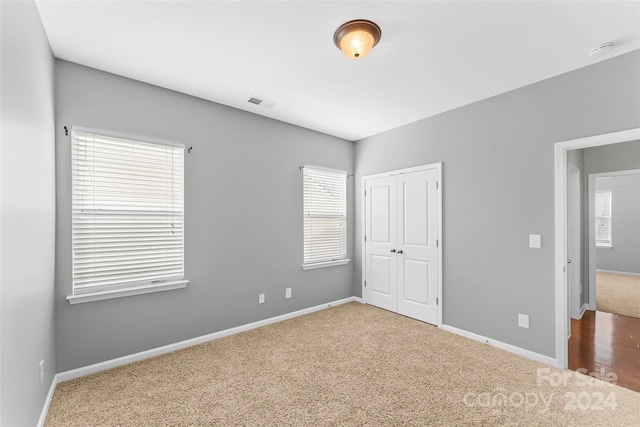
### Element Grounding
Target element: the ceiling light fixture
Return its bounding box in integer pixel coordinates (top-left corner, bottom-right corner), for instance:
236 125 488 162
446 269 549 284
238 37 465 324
333 20 381 59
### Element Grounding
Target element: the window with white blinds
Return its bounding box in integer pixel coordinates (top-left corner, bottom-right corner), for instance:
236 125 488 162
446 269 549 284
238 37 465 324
595 191 612 247
303 166 347 266
71 128 185 296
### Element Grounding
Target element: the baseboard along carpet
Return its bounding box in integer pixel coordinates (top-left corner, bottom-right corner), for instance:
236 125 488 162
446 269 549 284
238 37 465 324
597 272 640 319
45 303 640 426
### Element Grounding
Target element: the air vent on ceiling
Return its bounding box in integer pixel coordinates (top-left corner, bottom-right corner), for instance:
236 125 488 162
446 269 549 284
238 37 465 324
248 96 276 109
589 42 614 58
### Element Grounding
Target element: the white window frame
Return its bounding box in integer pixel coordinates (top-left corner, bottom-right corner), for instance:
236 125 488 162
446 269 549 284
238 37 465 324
67 127 188 304
302 165 350 270
595 190 612 248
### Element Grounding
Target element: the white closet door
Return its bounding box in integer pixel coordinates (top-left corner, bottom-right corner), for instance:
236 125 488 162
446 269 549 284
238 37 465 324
396 169 439 324
364 175 397 312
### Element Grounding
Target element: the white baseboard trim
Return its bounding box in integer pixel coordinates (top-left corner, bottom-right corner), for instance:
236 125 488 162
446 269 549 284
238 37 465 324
571 303 588 320
441 324 557 367
579 303 587 319
56 296 360 384
596 269 640 277
37 374 59 427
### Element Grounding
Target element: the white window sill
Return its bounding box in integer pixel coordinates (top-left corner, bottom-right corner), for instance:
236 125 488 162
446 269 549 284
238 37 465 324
596 245 614 250
302 259 351 270
66 280 189 304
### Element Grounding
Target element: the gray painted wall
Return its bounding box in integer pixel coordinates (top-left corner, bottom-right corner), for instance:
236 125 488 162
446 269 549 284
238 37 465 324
55 60 354 372
1 1 57 425
354 51 640 358
595 173 640 274
584 140 640 174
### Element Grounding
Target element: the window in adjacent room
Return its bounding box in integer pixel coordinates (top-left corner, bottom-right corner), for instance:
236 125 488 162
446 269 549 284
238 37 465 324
68 127 187 303
302 166 349 269
595 190 612 247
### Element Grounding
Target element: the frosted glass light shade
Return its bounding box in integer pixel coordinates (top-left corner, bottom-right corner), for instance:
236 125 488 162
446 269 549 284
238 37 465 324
333 20 381 59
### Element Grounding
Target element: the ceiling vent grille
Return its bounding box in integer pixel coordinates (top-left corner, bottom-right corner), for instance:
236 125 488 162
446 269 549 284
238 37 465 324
248 96 276 109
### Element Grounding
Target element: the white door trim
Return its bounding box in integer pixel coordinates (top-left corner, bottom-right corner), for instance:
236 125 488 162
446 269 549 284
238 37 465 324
587 168 640 310
567 161 581 321
554 127 640 369
363 164 439 181
361 162 443 327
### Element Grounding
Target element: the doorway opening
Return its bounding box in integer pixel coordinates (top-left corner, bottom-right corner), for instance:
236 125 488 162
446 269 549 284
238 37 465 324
587 169 640 319
554 128 640 392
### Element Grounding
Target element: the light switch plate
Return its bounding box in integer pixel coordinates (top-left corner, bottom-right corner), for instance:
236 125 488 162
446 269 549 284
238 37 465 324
518 313 530 329
529 234 541 249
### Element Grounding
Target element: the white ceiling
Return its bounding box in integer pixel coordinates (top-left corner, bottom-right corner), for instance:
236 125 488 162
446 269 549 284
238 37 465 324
35 1 640 141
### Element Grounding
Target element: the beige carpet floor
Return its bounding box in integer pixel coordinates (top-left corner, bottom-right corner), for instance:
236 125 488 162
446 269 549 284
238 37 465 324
597 272 640 318
46 303 640 426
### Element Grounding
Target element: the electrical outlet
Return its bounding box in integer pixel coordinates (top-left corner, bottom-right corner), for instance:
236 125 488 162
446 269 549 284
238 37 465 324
285 288 292 299
39 360 44 385
259 293 265 304
529 234 541 249
518 314 530 329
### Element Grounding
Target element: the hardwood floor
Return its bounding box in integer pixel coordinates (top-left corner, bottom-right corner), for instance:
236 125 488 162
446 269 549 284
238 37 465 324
569 310 640 393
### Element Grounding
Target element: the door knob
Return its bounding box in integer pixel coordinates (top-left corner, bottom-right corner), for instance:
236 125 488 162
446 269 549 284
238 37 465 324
567 259 572 264
397 250 403 254
390 249 396 253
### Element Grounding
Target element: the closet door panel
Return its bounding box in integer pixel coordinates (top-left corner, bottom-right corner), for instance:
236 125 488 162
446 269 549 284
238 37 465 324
364 176 397 312
397 169 438 324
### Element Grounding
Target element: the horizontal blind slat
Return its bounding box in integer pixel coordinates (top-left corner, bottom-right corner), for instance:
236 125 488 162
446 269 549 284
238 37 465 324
72 129 185 294
303 167 347 265
595 191 612 244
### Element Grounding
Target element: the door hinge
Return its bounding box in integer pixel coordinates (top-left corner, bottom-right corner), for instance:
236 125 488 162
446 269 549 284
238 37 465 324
436 297 439 305
436 181 439 189
364 235 367 242
364 190 367 197
436 239 439 247
364 280 367 287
